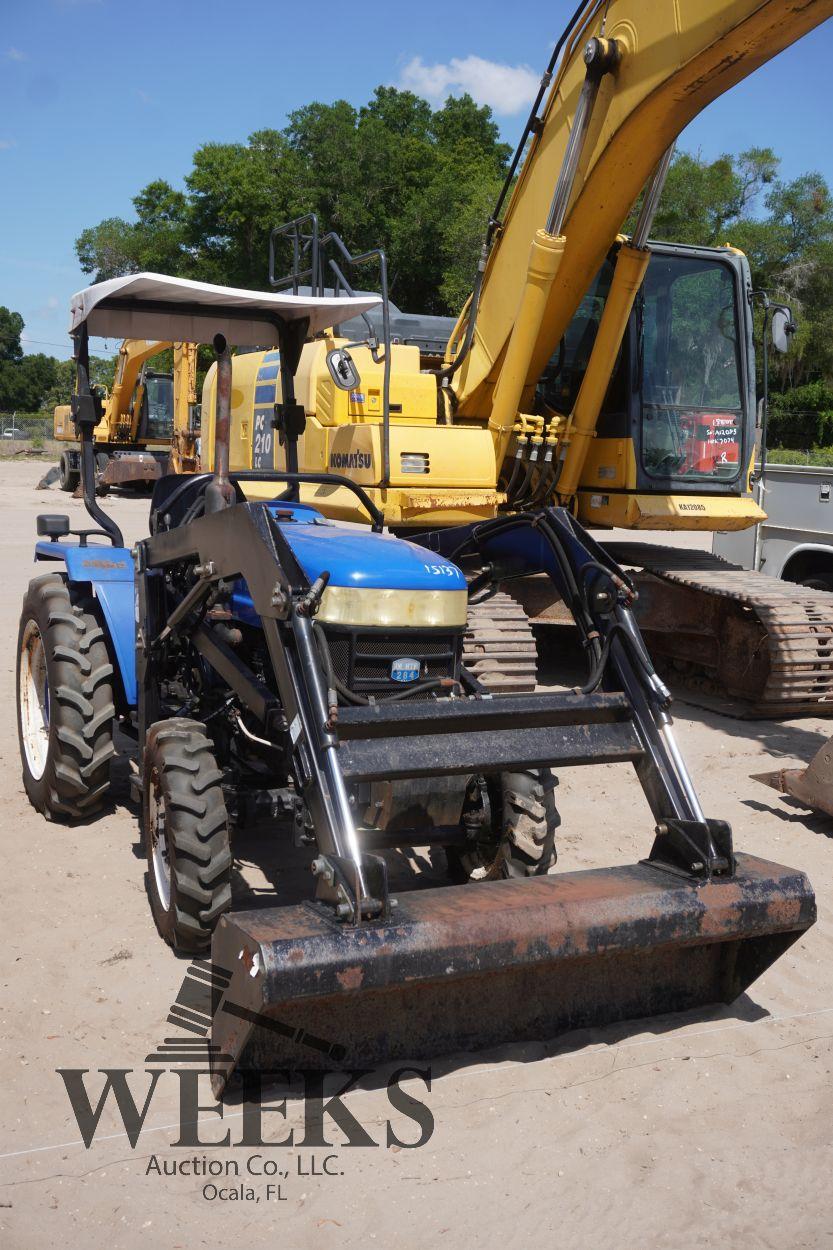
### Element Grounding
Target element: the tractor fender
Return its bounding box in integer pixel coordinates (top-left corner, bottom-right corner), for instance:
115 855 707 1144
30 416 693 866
35 541 137 707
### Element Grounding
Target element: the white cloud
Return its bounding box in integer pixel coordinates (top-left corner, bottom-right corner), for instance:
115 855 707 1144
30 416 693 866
0 139 16 151
35 295 62 320
7 47 27 61
399 54 538 115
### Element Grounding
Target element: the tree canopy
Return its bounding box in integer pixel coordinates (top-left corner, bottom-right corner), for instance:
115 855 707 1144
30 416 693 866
75 88 510 316
74 91 833 390
0 313 114 413
634 146 833 388
5 86 833 419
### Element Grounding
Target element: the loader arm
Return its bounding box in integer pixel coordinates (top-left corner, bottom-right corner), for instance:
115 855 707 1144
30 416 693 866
451 0 833 450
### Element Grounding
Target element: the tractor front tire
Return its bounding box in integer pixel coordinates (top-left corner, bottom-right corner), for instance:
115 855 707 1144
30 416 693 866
17 574 115 820
143 719 232 952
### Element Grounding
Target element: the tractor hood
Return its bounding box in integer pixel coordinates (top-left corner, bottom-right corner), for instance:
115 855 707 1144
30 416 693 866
232 502 468 630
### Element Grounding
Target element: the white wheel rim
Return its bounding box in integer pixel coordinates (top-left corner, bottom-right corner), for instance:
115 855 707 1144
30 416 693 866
148 772 172 911
19 620 50 780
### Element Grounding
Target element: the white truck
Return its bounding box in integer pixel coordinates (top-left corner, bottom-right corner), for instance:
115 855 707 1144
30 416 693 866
713 463 833 591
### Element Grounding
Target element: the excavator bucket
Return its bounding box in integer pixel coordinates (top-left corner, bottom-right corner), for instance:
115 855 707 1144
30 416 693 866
208 853 814 1095
754 734 833 817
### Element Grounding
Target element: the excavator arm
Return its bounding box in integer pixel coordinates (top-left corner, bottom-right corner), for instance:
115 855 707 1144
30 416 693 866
452 0 833 451
100 339 171 440
169 341 200 473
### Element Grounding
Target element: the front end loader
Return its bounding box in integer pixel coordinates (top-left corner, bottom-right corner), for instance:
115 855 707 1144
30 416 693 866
16 274 815 1095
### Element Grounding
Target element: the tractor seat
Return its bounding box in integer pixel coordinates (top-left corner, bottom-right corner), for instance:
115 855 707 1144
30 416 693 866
149 473 248 533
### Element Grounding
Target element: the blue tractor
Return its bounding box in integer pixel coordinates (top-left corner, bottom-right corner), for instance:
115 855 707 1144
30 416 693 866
16 274 815 1093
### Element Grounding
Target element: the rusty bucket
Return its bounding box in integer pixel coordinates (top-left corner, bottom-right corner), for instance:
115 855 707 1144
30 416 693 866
208 852 814 1095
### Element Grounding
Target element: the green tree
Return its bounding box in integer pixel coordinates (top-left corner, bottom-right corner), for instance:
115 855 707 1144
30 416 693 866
75 89 510 315
38 355 114 411
0 352 58 411
639 149 833 390
0 306 116 413
0 307 24 362
768 380 833 448
72 91 833 394
39 358 76 411
631 147 778 245
186 130 304 286
76 180 189 280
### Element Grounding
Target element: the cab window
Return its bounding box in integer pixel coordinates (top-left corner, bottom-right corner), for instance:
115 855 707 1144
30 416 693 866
640 257 743 481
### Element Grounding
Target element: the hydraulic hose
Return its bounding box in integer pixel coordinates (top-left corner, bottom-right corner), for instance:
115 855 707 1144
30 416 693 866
312 622 460 706
461 511 602 672
438 0 604 383
578 558 636 597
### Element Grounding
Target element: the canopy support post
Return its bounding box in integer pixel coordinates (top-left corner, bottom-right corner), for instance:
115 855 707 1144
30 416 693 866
273 316 309 501
205 333 236 514
70 323 124 547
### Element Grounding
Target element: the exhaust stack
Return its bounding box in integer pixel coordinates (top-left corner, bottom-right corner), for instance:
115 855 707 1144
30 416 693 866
205 333 236 513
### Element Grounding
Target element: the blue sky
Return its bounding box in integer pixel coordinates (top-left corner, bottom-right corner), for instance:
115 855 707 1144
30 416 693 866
2 0 831 359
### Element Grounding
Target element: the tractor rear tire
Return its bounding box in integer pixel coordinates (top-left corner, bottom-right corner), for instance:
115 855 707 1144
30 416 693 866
17 574 115 820
58 453 79 493
495 768 559 877
447 767 559 881
143 719 232 952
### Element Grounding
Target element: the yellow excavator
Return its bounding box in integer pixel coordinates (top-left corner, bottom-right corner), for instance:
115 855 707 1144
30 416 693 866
202 0 833 715
54 339 199 492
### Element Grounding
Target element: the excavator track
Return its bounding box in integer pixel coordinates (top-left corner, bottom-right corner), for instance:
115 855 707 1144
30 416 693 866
606 543 833 718
463 592 538 694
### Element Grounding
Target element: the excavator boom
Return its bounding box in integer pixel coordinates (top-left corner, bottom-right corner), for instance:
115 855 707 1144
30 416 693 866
452 0 833 423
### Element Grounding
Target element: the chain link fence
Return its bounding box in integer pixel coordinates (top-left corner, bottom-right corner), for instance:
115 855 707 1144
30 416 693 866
0 414 61 458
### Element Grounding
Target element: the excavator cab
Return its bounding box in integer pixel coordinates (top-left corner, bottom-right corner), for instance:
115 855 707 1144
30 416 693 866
537 242 758 530
133 366 175 441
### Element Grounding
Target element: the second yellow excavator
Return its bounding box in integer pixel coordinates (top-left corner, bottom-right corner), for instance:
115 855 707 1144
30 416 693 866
201 0 833 715
53 338 200 491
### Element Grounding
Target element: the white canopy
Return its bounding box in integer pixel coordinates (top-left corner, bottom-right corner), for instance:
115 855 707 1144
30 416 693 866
69 272 382 346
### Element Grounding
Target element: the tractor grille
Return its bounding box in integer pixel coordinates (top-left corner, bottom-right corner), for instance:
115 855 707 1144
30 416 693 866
323 626 462 699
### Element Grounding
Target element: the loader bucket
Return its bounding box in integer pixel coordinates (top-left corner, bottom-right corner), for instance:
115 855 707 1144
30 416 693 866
209 852 814 1095
754 733 833 818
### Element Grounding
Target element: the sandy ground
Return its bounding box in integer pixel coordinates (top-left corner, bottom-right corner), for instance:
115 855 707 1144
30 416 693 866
1 460 832 1249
